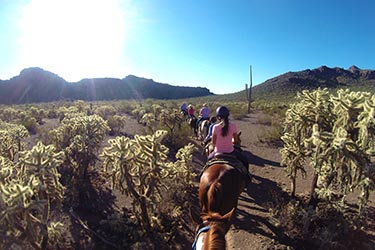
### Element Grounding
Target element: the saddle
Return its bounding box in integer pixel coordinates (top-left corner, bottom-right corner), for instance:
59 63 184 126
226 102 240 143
201 153 249 180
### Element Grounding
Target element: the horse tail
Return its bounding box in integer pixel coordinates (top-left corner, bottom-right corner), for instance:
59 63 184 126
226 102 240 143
206 179 223 212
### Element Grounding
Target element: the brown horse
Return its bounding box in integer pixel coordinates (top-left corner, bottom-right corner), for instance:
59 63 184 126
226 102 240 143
188 116 198 136
197 119 210 141
192 162 246 250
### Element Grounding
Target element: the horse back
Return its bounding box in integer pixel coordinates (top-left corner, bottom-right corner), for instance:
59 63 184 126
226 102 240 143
199 163 244 215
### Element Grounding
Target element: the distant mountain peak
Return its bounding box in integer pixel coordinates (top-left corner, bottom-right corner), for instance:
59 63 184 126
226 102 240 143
251 65 375 98
348 65 361 72
0 67 212 104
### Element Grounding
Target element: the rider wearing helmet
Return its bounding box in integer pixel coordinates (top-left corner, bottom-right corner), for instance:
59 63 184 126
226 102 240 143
209 106 252 182
210 106 238 156
180 102 187 115
195 103 210 134
187 104 195 117
203 116 217 144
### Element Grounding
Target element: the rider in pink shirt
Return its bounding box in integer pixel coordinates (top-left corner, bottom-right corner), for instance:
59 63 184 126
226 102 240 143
208 106 252 183
212 122 237 154
209 106 240 158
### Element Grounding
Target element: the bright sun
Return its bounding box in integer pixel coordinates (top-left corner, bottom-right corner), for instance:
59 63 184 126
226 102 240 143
18 0 129 81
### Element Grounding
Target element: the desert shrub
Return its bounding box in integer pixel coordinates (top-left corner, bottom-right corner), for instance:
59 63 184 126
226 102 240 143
28 106 46 124
270 199 369 250
101 130 196 241
257 113 272 126
49 113 109 208
0 142 65 250
0 107 19 122
94 105 117 120
281 88 374 210
18 112 39 134
107 114 126 136
35 125 54 145
50 113 109 177
131 107 147 123
47 107 58 119
253 99 290 120
257 124 283 147
116 100 138 114
226 102 248 119
74 100 90 113
0 121 29 160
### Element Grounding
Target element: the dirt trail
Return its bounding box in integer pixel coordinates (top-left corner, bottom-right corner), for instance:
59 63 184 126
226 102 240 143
222 112 375 249
122 111 375 249
225 113 290 249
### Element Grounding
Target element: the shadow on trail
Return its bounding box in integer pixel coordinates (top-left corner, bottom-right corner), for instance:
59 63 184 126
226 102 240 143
242 150 281 168
232 174 297 248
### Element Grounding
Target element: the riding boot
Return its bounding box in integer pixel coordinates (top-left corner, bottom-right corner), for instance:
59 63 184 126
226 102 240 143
232 149 252 183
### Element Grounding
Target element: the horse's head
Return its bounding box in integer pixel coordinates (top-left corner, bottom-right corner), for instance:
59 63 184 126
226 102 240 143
234 131 242 150
192 209 235 250
203 142 214 158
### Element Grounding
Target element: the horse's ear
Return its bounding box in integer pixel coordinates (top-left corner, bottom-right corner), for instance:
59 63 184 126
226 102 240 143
238 131 242 137
190 206 202 224
222 208 236 222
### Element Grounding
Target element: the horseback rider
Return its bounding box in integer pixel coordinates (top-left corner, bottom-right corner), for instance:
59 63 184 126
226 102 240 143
203 116 217 145
207 106 252 182
195 103 210 133
187 104 195 118
180 102 188 116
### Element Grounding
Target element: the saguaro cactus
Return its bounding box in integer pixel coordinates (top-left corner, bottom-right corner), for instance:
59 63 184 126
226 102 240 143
246 65 253 114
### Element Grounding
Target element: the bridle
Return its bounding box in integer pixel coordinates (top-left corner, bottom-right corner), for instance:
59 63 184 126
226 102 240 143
192 224 211 250
192 218 229 250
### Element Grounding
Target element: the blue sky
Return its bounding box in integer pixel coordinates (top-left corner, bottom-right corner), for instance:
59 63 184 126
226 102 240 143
0 0 374 94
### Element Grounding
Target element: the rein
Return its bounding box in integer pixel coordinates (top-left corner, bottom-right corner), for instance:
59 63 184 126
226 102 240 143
192 225 211 250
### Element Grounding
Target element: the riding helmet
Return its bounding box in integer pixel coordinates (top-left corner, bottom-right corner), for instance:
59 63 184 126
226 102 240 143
216 106 230 118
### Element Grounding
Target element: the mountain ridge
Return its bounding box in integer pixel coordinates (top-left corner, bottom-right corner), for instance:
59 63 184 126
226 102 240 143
252 65 375 96
209 65 375 103
1 65 375 104
0 67 213 104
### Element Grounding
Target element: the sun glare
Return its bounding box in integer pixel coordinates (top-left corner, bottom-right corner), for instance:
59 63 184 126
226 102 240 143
18 0 130 81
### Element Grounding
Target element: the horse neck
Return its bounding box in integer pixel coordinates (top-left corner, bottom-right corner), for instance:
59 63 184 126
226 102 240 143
204 223 226 250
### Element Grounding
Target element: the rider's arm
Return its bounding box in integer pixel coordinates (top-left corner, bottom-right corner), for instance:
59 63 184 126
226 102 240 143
212 132 217 146
204 124 214 142
232 132 239 146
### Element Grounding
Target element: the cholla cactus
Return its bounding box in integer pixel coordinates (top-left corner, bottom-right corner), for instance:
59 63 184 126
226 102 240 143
101 130 196 231
140 113 157 133
0 107 18 122
131 108 146 123
107 114 126 135
94 105 117 120
0 122 29 160
74 100 89 113
281 88 375 212
28 106 46 124
50 114 109 179
159 108 184 137
19 142 65 202
0 142 65 250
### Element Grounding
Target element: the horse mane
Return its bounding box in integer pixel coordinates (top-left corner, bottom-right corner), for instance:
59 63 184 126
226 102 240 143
200 212 233 250
205 223 226 250
195 162 244 250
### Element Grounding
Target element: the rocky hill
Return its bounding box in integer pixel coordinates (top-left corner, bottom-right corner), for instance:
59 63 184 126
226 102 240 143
252 65 375 97
220 65 375 102
0 67 212 104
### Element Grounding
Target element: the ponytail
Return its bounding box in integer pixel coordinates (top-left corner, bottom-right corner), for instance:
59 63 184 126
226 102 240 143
221 116 229 137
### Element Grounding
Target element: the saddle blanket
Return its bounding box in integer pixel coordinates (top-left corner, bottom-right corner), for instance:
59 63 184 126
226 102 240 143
201 156 248 179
